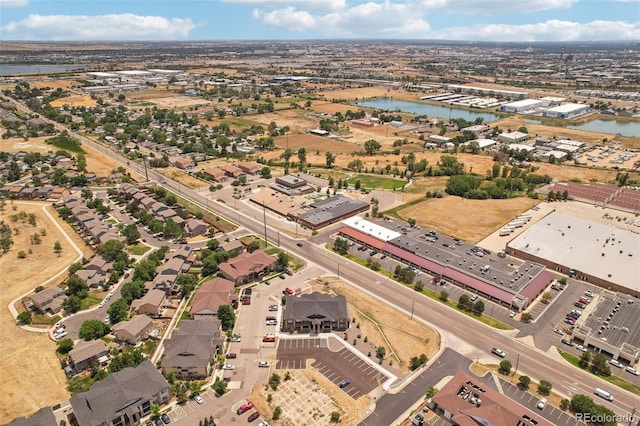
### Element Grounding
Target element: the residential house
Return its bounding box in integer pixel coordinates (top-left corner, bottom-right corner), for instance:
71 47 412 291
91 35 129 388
162 320 224 379
69 340 109 374
171 245 194 262
282 292 349 333
112 315 153 345
70 361 170 426
74 268 105 289
190 278 236 320
202 167 228 182
174 156 195 170
218 250 277 286
85 256 113 274
153 256 190 295
220 164 245 178
131 289 166 317
218 239 244 255
5 407 57 426
53 156 74 169
186 218 208 236
236 161 261 175
27 286 67 314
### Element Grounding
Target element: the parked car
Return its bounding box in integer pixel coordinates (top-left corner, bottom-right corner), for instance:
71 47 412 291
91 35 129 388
536 398 547 410
491 348 506 358
625 366 640 376
609 359 623 368
194 395 204 405
470 295 478 302
576 345 587 352
222 364 235 370
263 334 276 343
268 304 279 311
584 290 594 297
247 412 260 422
296 242 303 247
553 328 565 336
258 361 270 368
338 379 351 388
509 311 516 318
561 338 573 347
237 402 254 415
161 413 171 424
284 288 294 295
226 353 237 359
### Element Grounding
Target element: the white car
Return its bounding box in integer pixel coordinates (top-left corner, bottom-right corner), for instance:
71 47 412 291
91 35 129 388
258 361 270 368
553 328 565 336
584 291 594 297
509 311 516 318
194 395 204 405
575 345 587 352
609 359 623 368
625 366 640 376
98 300 105 308
258 421 270 426
491 348 506 358
222 364 235 370
536 398 547 410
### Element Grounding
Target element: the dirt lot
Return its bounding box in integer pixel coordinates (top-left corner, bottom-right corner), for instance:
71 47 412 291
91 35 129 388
29 80 79 90
491 116 614 144
274 133 362 154
0 202 77 423
320 280 439 370
49 95 97 108
398 196 539 243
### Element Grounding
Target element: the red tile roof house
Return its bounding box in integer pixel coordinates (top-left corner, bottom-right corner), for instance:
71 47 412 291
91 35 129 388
190 277 237 320
218 250 277 286
111 314 153 346
202 167 228 182
220 164 245 178
174 156 195 170
236 161 262 175
131 289 166 317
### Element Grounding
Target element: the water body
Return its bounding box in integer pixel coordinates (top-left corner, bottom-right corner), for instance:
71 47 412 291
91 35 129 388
356 98 502 123
0 64 87 75
525 118 639 138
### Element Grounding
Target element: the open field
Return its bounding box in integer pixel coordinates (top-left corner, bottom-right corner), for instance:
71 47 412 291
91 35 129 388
49 95 97 108
396 196 539 243
274 133 362 154
0 202 77 423
491 116 614 144
29 80 79 90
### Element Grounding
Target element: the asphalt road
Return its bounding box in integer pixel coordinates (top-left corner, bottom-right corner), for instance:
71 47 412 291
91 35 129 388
359 348 470 426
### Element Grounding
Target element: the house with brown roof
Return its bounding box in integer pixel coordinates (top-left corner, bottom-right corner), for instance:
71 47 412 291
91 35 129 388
218 250 277 286
112 315 153 345
174 156 195 170
69 340 109 374
5 407 57 426
70 361 170 426
220 164 245 178
431 371 553 426
282 292 350 333
190 278 236 320
202 167 228 182
27 286 67 314
218 239 244 255
162 320 224 379
186 218 208 236
74 269 105 289
236 161 261 175
85 255 113 274
131 289 166 317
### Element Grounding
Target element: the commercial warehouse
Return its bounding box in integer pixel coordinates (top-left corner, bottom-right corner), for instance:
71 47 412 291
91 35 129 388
507 211 640 297
542 103 590 119
500 99 544 113
292 195 369 230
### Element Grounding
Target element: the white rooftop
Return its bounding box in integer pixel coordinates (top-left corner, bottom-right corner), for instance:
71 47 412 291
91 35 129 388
508 211 640 291
503 99 543 108
342 216 400 242
87 72 119 78
116 70 152 76
509 143 536 152
545 103 588 113
473 138 497 148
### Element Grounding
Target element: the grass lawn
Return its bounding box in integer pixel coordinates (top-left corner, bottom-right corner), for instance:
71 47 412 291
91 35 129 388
557 349 640 396
166 190 236 233
81 295 102 310
127 244 150 256
348 174 406 190
218 116 264 128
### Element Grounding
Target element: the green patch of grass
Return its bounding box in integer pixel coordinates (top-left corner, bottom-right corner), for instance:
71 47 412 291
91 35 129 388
46 133 85 154
141 340 158 355
219 117 264 128
164 189 236 233
31 314 59 325
382 196 429 220
81 295 101 310
127 244 150 256
348 174 406 190
558 349 640 396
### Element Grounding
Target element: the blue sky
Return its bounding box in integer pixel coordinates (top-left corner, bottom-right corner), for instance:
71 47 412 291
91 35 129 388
0 0 638 41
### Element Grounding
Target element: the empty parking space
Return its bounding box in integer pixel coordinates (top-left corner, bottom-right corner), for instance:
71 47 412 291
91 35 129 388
276 337 390 398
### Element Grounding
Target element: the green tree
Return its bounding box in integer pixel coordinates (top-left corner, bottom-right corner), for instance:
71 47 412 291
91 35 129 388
498 360 512 375
330 411 341 423
457 294 471 311
78 319 110 340
426 386 438 399
276 251 289 271
121 224 140 244
269 373 281 390
333 237 349 255
177 273 198 298
326 152 336 168
17 311 31 324
364 139 381 155
246 240 260 253
120 280 145 303
518 375 531 389
472 300 485 316
376 346 386 360
57 338 74 354
66 274 88 296
297 147 307 170
107 298 129 325
579 351 592 369
272 406 282 420
591 353 611 376
63 295 83 313
0 221 14 253
53 240 62 256
439 291 449 302
217 304 236 330
212 377 227 395
538 380 552 396
163 219 182 239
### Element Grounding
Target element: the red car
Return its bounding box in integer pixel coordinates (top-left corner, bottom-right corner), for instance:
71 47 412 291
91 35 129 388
237 401 254 415
284 288 294 295
262 334 276 343
242 298 251 305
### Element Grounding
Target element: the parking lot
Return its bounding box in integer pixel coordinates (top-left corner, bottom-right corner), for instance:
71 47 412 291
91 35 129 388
276 337 391 399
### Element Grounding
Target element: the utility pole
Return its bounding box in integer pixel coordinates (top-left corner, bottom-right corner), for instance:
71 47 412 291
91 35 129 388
143 157 149 181
411 300 415 320
262 201 267 246
513 353 521 382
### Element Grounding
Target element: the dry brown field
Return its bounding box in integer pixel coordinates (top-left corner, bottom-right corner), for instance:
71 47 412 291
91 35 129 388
49 95 97 108
29 80 79 90
492 116 613 144
187 67 240 76
274 133 362 154
397 196 539 243
161 166 207 189
125 90 176 100
0 202 76 423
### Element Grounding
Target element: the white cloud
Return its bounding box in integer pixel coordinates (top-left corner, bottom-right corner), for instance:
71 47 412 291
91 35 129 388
0 0 29 8
224 0 346 12
433 20 640 41
0 13 198 40
418 0 578 14
254 1 431 37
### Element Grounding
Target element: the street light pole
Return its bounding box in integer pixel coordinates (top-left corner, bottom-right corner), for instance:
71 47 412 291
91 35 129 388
513 353 521 382
411 300 415 320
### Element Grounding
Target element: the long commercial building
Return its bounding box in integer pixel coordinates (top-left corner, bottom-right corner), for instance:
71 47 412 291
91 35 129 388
542 103 590 119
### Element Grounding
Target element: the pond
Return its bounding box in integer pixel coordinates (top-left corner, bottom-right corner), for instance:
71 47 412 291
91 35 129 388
356 98 502 123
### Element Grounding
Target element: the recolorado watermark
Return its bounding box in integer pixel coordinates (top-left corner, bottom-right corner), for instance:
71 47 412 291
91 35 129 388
576 412 635 423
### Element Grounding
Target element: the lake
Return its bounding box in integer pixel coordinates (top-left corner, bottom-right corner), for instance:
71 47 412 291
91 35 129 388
525 118 640 138
356 98 502 123
0 65 87 75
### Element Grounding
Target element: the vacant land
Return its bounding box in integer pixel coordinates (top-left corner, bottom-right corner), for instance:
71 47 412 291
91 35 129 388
274 133 362 154
0 202 77 423
397 196 539 243
49 95 97 108
492 116 614 144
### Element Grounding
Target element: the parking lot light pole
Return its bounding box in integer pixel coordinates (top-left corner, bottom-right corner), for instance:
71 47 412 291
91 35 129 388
513 353 522 382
